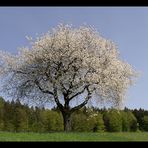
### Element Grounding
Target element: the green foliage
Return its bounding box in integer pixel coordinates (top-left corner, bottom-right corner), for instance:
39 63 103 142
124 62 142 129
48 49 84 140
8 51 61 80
127 112 137 131
71 109 105 132
121 112 130 131
3 101 15 131
71 110 88 132
87 113 105 132
42 110 63 132
132 108 145 130
0 96 147 133
95 113 105 132
103 110 122 132
0 97 4 130
121 111 137 132
85 109 105 132
142 116 148 131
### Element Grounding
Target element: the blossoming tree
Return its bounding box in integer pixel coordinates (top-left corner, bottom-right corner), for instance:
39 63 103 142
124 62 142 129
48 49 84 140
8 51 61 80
0 24 137 131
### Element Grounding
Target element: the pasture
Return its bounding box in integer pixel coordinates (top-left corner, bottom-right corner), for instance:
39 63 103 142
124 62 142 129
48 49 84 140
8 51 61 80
0 132 147 141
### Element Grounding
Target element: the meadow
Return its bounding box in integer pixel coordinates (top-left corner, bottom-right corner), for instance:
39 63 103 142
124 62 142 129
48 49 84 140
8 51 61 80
0 132 148 141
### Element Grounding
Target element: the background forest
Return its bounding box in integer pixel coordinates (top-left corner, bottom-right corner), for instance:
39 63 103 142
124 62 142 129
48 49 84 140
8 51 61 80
0 97 147 133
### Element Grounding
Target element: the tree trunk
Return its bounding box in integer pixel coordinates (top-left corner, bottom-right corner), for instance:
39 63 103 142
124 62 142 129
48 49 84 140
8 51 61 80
62 112 71 132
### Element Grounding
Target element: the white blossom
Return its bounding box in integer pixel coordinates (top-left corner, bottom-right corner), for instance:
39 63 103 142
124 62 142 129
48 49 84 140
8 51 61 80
0 24 138 109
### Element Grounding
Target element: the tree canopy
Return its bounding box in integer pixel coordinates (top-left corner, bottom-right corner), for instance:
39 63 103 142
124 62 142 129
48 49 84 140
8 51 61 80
0 24 138 131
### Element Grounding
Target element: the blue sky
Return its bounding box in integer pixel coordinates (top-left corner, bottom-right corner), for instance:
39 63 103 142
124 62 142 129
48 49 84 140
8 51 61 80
0 7 147 109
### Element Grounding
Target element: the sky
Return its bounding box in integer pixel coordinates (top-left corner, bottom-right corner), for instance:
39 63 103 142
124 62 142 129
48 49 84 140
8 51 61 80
0 7 147 109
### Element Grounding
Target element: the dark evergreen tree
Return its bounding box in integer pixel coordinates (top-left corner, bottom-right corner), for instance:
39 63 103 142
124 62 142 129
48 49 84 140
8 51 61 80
133 108 145 130
0 97 4 130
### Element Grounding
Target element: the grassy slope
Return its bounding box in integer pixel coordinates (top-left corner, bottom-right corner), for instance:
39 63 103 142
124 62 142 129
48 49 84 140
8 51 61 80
0 132 148 141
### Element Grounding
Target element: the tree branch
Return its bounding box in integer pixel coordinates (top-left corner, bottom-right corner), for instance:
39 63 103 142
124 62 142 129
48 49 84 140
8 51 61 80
66 65 81 96
34 79 54 95
15 70 28 75
69 84 90 101
63 57 77 73
60 81 68 93
53 85 64 111
71 89 92 113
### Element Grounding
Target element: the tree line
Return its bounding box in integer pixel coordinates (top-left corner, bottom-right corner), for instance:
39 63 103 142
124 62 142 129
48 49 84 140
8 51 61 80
0 97 147 132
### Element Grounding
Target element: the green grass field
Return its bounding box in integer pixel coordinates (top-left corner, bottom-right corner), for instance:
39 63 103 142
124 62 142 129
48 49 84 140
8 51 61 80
0 132 148 141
